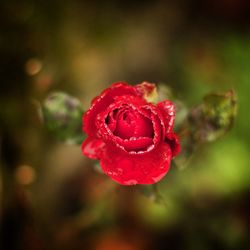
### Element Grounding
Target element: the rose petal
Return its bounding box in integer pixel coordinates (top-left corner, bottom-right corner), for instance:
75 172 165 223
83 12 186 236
133 113 153 138
82 137 106 159
99 142 172 185
157 100 175 133
114 109 153 139
140 104 166 144
165 133 181 157
114 94 147 106
106 109 118 132
114 109 137 139
83 82 138 137
121 137 153 152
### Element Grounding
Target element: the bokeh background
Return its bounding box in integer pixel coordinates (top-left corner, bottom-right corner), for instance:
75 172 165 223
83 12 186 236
1 0 250 249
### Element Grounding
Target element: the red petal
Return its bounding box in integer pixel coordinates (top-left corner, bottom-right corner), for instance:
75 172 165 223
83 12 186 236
115 109 153 139
113 94 147 106
121 137 153 152
82 137 106 159
114 109 137 139
165 133 181 157
133 113 153 138
157 100 175 133
106 109 118 132
83 82 138 137
99 142 172 185
140 104 166 144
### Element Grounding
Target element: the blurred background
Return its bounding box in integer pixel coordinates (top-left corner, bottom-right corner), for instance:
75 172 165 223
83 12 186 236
1 0 250 249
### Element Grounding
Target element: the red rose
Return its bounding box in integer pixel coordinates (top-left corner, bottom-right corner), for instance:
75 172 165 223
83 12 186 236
82 82 180 185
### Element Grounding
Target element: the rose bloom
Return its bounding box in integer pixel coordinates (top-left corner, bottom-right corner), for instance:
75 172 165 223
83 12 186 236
82 82 180 185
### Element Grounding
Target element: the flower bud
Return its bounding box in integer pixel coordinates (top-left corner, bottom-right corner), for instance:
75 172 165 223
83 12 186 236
42 92 84 144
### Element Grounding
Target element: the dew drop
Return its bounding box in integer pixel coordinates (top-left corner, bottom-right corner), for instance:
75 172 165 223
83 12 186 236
123 179 138 185
107 171 113 176
151 172 166 183
117 168 123 175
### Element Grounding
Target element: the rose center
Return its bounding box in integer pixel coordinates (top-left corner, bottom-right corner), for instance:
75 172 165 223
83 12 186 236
112 109 154 139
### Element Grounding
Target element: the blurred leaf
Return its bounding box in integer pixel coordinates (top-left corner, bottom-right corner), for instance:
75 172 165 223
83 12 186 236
175 89 237 169
188 89 237 143
42 92 84 144
138 184 167 206
202 90 237 141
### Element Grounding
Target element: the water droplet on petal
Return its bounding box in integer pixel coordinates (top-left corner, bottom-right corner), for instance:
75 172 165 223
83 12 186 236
123 179 138 185
117 168 123 175
151 172 166 183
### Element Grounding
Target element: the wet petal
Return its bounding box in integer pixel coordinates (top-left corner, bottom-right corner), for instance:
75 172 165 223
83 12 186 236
157 100 175 133
82 137 106 159
100 142 172 185
121 137 153 152
106 110 117 132
133 113 154 138
114 109 137 139
114 109 153 139
140 104 166 144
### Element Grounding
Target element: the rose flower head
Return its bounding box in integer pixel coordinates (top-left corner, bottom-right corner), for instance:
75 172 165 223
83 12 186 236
82 82 180 185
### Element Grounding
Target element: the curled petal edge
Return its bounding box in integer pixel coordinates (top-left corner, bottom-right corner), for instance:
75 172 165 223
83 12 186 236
157 100 175 133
